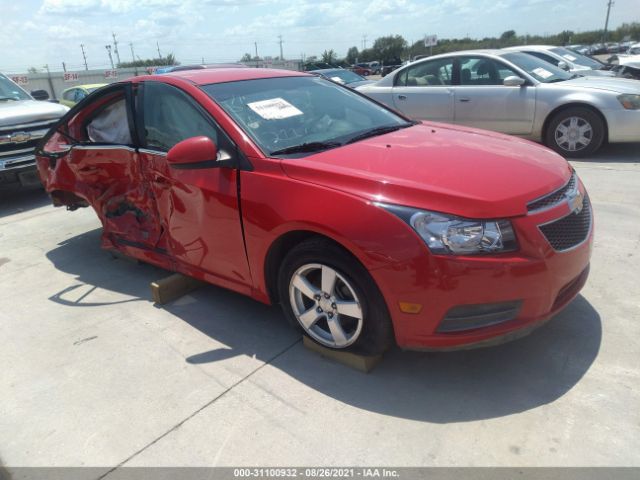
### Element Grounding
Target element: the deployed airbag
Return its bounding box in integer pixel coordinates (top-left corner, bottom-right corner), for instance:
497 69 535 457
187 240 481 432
87 100 132 144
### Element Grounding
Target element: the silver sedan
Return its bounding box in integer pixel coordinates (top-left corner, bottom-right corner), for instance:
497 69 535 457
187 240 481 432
357 50 640 157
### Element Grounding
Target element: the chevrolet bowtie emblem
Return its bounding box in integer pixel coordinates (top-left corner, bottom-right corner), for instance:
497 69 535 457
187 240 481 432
10 132 31 143
567 189 584 214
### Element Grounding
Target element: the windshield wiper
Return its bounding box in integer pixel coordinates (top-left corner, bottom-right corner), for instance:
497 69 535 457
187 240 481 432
270 141 342 155
345 123 412 145
0 96 18 101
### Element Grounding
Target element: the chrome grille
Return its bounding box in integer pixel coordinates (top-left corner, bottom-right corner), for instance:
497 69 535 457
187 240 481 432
527 173 577 213
539 196 592 251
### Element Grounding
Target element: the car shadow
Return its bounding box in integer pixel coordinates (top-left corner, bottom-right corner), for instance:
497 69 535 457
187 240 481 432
0 185 51 219
46 228 602 423
572 142 640 164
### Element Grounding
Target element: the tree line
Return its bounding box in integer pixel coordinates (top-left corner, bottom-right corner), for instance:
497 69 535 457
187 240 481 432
242 22 640 66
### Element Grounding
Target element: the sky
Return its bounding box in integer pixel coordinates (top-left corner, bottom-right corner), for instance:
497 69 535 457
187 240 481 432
1 0 638 73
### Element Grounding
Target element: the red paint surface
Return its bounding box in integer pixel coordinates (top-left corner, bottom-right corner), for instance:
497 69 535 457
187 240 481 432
36 70 592 349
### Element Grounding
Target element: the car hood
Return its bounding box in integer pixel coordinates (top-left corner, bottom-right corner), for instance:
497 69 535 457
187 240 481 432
0 100 68 128
280 123 571 219
558 76 640 93
346 79 376 88
572 68 616 77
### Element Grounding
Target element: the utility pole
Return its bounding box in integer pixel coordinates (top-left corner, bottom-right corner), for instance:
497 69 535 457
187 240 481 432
603 0 614 43
129 42 135 62
156 41 162 58
362 34 367 50
80 43 88 70
254 41 258 59
112 32 121 65
105 44 114 69
278 35 284 60
43 64 56 100
62 62 66 72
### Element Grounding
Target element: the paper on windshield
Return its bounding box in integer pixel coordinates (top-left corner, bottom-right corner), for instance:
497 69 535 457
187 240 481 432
248 98 303 120
562 54 577 61
532 67 553 79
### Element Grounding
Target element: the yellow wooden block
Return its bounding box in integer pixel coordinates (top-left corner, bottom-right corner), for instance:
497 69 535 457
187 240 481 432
302 336 382 373
150 273 205 305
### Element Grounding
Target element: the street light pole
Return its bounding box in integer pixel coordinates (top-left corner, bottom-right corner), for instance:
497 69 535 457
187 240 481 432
603 0 614 43
80 44 88 70
105 45 114 69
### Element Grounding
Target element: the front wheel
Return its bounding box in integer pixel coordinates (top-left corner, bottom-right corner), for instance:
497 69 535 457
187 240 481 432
278 238 393 355
544 107 605 158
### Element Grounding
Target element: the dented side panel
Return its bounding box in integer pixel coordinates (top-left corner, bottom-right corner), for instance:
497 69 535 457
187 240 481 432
141 151 251 289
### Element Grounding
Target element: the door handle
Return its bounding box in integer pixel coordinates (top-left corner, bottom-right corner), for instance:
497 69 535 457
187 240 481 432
397 95 407 100
458 98 471 102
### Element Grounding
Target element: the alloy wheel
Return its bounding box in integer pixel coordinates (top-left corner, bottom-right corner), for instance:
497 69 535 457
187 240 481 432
554 116 593 152
289 263 363 348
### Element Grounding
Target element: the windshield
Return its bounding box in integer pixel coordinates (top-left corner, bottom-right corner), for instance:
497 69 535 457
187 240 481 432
0 74 31 101
501 52 573 83
203 76 410 156
319 69 366 84
550 47 603 69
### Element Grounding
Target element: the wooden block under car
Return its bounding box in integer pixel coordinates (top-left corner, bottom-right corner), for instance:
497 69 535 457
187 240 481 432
302 336 382 373
150 273 205 305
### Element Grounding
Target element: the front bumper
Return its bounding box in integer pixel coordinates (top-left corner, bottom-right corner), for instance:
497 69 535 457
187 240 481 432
0 156 41 187
370 185 593 350
603 108 640 143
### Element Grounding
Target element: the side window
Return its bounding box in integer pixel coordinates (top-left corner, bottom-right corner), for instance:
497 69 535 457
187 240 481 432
141 82 220 152
403 59 454 87
459 57 520 86
86 98 133 145
75 89 87 102
526 51 560 66
63 89 75 101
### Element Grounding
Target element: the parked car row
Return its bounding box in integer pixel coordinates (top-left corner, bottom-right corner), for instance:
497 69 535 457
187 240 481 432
7 41 639 354
357 49 640 157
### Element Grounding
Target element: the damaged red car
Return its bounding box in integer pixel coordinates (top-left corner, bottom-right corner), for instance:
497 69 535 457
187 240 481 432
36 69 593 354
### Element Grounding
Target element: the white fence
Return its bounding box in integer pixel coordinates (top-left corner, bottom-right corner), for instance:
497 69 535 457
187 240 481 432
7 60 303 101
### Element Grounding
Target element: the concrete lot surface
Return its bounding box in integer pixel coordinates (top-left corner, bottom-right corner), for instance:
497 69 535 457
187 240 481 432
0 144 639 469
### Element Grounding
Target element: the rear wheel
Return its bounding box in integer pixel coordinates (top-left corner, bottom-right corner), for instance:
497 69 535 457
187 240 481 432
544 107 605 158
278 238 393 355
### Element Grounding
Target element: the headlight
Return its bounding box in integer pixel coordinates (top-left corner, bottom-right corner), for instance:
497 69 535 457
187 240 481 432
618 94 640 110
379 204 517 255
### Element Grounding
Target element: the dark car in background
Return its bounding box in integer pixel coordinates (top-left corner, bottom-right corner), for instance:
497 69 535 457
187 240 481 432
310 68 374 88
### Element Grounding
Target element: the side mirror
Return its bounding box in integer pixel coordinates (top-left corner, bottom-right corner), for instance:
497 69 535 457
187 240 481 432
557 61 570 71
31 89 50 101
167 136 235 169
503 76 526 87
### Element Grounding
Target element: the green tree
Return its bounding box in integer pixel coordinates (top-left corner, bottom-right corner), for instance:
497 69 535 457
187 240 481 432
117 53 178 68
240 53 252 62
346 46 359 64
371 35 407 63
321 49 337 64
27 67 39 74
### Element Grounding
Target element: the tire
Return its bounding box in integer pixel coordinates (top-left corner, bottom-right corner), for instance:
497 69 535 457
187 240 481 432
544 107 605 158
278 238 393 355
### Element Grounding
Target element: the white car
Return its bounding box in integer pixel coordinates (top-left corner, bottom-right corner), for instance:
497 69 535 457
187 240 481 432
356 49 640 157
503 45 615 77
610 43 640 68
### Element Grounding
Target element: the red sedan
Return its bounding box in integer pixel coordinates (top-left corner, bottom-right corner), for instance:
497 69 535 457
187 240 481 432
36 68 592 354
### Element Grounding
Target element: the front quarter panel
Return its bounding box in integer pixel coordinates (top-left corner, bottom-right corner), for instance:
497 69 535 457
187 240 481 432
532 84 629 139
241 158 430 344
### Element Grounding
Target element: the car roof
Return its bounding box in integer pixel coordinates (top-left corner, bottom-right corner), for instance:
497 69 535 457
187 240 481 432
63 83 107 91
504 45 558 52
309 68 343 74
163 67 308 85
